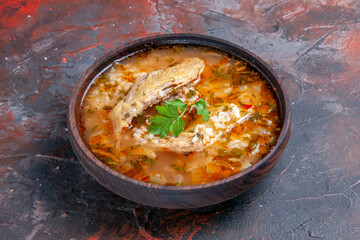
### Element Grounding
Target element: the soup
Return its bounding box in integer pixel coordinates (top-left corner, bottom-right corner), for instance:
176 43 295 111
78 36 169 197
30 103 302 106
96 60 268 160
80 46 281 186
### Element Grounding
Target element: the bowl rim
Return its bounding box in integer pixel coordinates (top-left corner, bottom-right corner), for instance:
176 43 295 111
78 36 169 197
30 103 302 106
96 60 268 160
68 33 292 192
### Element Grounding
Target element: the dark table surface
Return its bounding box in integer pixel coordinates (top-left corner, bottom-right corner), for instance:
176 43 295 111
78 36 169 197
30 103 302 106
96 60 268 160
1 0 360 239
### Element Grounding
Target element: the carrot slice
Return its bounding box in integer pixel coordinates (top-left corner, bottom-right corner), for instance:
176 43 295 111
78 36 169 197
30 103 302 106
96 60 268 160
89 135 103 145
92 148 120 163
191 167 208 185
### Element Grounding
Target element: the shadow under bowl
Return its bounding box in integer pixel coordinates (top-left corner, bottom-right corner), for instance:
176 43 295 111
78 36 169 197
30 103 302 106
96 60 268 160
67 34 292 209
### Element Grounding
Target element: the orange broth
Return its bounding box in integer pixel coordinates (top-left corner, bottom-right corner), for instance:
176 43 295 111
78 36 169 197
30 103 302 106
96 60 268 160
80 46 281 186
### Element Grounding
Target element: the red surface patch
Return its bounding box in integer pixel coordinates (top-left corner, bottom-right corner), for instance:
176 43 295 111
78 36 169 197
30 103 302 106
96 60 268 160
0 0 80 29
340 30 360 61
0 0 41 28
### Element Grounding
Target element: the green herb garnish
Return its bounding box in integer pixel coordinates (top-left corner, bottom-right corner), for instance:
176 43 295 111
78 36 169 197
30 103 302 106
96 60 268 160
230 148 243 157
171 164 185 172
217 148 242 158
250 142 258 150
96 77 108 85
268 137 277 146
142 157 155 167
169 62 179 67
186 89 197 99
249 111 261 121
194 99 210 121
217 149 227 157
213 67 230 79
102 105 113 111
268 102 277 109
91 125 99 132
171 46 186 54
148 98 210 138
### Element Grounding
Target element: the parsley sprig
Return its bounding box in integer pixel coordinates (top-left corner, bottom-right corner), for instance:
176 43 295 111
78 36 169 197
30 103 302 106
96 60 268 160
148 98 210 138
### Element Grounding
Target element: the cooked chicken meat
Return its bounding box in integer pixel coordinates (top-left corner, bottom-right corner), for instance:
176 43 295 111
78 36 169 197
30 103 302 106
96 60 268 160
134 104 254 153
109 57 205 137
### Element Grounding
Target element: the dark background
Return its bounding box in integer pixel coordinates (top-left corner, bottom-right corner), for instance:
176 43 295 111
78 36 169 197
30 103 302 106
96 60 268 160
1 0 359 239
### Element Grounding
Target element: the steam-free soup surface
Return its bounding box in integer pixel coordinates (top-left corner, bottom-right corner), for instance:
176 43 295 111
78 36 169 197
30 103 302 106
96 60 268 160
81 46 281 186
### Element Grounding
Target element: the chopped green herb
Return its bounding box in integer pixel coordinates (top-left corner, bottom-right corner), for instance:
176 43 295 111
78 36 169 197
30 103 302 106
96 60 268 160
217 147 243 158
230 148 243 157
142 157 155 167
102 105 113 111
91 125 99 132
268 137 277 146
87 108 95 114
124 112 130 118
171 88 178 95
249 111 261 121
268 102 277 109
226 134 232 142
171 164 185 172
213 97 224 104
171 46 186 54
148 98 210 138
217 149 227 157
134 115 145 125
213 67 230 79
99 156 117 166
96 75 109 85
195 133 204 139
250 142 258 150
169 62 179 67
223 105 230 111
186 89 197 99
104 160 118 167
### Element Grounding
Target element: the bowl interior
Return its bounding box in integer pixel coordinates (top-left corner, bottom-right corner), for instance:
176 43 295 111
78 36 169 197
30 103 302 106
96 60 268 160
70 33 291 192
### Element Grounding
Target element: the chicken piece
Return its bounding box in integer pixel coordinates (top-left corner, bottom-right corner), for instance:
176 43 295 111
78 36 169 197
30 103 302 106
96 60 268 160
109 57 205 137
142 104 254 153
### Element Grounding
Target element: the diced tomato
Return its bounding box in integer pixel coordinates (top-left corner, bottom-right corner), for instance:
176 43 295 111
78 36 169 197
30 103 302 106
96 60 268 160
140 176 149 182
243 104 252 110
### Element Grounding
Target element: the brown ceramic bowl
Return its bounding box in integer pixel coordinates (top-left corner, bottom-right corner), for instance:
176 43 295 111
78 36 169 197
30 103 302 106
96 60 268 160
68 34 291 209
